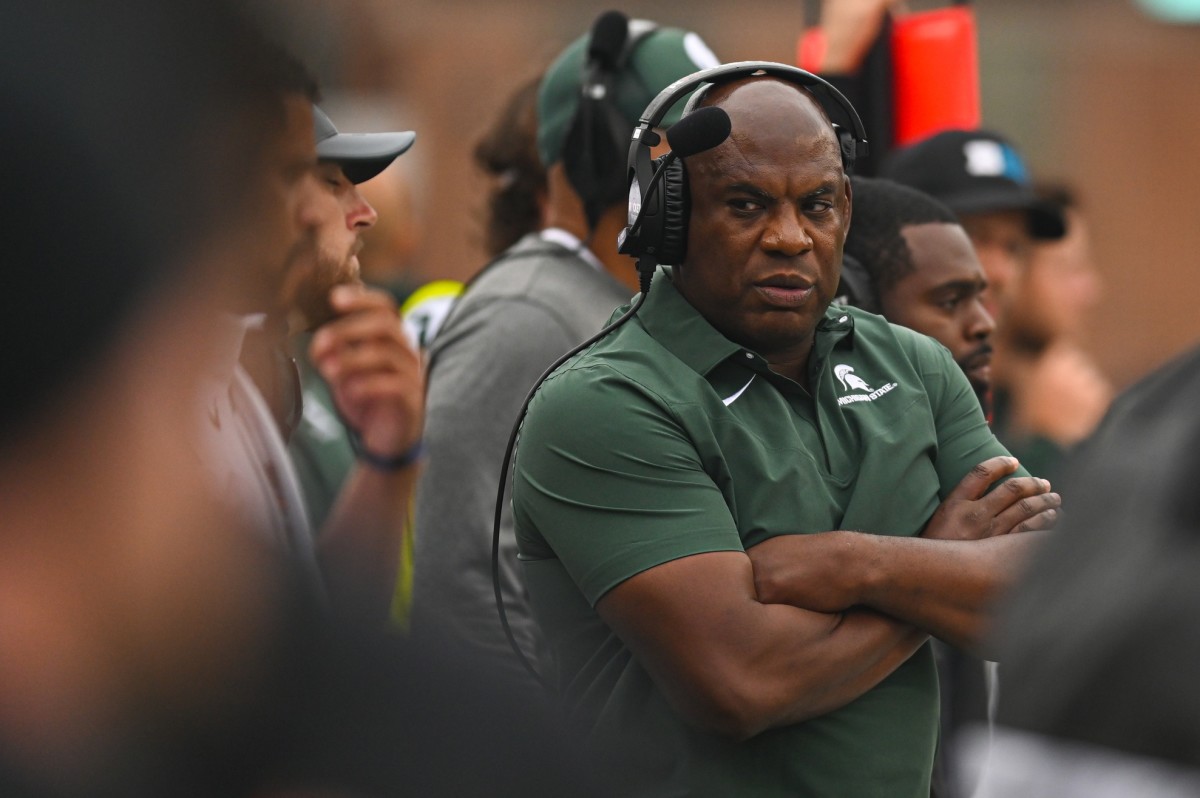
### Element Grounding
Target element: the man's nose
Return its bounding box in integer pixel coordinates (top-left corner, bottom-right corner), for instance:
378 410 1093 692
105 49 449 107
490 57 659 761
761 206 810 256
347 187 378 230
966 296 995 341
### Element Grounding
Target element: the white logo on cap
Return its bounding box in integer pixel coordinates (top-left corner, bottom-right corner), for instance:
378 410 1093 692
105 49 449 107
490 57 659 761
684 32 720 69
628 19 658 39
963 140 1007 177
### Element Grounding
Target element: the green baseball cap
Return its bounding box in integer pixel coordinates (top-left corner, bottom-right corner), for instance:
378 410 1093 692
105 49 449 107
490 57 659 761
536 22 720 167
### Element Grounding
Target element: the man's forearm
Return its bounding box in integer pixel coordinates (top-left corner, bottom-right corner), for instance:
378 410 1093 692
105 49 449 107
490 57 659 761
318 461 419 626
753 531 1048 654
598 552 928 740
730 605 929 736
856 531 1047 654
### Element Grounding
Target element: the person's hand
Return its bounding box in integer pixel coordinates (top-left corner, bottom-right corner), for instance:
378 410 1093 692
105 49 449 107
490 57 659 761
1017 342 1113 446
922 456 1060 542
818 0 905 73
309 284 424 461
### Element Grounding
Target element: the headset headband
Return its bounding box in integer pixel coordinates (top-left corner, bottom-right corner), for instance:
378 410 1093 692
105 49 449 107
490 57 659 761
632 60 868 156
619 61 868 291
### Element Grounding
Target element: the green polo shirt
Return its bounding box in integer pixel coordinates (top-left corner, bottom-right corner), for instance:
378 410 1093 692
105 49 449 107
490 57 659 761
512 268 1017 797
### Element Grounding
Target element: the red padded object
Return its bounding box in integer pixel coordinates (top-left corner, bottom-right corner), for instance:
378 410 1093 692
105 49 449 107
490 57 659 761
891 5 980 147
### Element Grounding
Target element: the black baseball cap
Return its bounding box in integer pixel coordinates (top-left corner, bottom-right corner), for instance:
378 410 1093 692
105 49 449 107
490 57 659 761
313 106 415 185
882 129 1066 240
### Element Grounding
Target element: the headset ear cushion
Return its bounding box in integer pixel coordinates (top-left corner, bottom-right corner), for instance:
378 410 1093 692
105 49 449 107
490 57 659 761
837 127 856 175
657 156 689 265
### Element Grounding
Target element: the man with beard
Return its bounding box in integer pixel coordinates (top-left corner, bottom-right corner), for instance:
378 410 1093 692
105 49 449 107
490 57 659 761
188 83 593 795
880 131 1104 483
204 89 425 625
281 108 426 613
294 106 425 626
842 176 995 411
511 73 1060 795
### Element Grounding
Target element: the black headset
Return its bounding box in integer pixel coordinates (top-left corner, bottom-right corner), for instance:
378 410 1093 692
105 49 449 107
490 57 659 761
617 61 869 290
561 12 660 232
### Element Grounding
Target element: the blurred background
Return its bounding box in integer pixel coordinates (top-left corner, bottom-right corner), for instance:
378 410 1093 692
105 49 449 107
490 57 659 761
288 0 1200 391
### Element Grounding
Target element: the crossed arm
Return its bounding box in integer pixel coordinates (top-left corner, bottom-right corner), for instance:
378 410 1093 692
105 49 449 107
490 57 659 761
595 456 1059 739
750 456 1056 653
598 553 927 739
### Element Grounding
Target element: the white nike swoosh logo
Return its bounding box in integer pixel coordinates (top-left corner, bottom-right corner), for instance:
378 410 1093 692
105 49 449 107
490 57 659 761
722 376 755 406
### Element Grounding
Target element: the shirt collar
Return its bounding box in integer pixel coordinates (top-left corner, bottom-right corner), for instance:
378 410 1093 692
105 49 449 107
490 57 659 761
813 305 857 367
539 227 604 273
637 269 858 376
205 313 256 383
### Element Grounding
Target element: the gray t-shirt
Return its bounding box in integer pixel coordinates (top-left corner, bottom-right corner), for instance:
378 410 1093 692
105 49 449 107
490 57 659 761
411 231 631 684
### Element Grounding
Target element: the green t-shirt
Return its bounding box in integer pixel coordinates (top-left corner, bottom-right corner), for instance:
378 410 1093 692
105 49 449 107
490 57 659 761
288 333 357 531
512 269 1017 797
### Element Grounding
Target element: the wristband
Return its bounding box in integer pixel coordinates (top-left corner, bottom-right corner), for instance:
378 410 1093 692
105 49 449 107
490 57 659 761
349 431 425 471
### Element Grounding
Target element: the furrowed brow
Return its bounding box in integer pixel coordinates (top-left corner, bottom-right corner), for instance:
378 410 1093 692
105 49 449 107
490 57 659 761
803 184 836 200
725 183 774 202
721 180 839 204
931 278 987 296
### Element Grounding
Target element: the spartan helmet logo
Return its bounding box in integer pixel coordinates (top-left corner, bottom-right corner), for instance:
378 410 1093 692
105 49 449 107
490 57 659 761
834 364 873 393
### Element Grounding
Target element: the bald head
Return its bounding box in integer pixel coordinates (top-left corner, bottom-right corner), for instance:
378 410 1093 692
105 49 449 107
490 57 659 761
688 78 843 181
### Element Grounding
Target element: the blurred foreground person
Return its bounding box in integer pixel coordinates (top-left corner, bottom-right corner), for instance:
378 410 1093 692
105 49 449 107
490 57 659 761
0 2 303 794
0 3 592 795
972 344 1200 796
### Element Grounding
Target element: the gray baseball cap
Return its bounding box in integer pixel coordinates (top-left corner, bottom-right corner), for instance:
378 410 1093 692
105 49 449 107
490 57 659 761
313 105 415 184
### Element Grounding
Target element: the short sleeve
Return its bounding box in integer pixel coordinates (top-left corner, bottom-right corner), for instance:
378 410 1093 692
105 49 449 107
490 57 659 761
913 338 1031 494
512 362 744 606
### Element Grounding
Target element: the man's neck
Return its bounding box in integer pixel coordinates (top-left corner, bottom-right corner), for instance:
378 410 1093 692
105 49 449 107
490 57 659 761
543 163 641 295
590 210 641 294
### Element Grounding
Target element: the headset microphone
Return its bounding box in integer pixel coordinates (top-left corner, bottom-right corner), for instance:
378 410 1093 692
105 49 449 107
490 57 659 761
666 105 733 158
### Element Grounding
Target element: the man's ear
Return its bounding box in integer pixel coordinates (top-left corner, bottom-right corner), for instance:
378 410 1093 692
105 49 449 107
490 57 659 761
842 174 854 235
